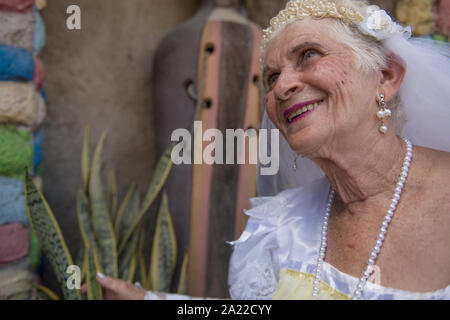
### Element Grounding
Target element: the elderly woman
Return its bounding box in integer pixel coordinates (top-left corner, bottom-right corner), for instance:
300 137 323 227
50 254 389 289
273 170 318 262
92 0 450 300
229 0 450 300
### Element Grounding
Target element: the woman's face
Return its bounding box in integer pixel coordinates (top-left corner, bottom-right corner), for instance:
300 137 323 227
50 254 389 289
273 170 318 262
263 18 380 156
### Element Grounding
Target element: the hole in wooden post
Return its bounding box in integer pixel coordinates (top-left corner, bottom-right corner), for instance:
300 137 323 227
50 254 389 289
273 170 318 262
205 43 215 54
204 98 212 109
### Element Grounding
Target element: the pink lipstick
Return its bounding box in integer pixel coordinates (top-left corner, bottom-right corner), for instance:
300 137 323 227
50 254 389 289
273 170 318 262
284 99 324 124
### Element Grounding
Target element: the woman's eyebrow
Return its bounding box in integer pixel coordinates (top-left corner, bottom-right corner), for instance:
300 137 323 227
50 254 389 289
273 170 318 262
289 41 324 56
262 41 324 79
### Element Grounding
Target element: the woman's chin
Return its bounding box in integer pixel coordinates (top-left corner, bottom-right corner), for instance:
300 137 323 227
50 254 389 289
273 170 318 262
286 128 326 157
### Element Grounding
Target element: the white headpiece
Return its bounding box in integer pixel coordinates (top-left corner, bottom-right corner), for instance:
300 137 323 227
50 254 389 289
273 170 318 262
262 1 411 45
258 0 450 196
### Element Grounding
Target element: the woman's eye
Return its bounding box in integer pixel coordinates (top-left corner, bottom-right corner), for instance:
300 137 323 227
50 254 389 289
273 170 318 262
302 49 319 62
268 74 279 86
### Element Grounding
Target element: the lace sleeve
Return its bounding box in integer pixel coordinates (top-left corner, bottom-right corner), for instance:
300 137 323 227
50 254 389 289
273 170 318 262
228 247 278 300
227 195 286 300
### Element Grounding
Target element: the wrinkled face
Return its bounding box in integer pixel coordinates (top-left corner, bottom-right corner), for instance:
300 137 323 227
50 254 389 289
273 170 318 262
263 18 380 156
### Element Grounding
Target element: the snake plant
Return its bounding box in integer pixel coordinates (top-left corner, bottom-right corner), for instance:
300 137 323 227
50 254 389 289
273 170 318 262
25 126 186 300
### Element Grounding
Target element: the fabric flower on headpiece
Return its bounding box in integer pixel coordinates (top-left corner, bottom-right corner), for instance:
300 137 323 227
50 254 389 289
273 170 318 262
359 5 411 40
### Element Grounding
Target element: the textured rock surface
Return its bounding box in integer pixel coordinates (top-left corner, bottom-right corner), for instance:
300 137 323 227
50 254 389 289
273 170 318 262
0 82 37 127
0 44 34 81
0 223 30 266
0 125 33 179
35 0 46 11
0 10 34 51
0 178 29 227
0 258 33 300
33 7 46 53
33 130 43 174
0 0 34 12
34 92 46 129
33 57 45 90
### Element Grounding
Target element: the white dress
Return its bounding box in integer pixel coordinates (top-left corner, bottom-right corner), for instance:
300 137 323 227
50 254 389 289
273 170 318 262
228 178 450 300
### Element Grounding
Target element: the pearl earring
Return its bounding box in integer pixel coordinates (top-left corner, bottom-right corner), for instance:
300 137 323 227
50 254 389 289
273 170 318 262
377 94 392 134
293 153 299 172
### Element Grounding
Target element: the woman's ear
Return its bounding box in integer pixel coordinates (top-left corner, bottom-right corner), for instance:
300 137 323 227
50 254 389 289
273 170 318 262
379 54 406 102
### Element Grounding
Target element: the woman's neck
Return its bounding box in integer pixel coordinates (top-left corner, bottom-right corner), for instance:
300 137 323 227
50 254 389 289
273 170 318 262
312 131 407 205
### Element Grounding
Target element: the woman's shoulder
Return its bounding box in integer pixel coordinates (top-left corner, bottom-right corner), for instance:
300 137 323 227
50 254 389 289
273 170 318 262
402 145 450 287
416 145 450 172
411 146 450 197
406 145 450 230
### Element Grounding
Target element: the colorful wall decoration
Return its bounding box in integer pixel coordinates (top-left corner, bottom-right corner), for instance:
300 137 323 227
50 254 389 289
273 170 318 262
0 0 47 300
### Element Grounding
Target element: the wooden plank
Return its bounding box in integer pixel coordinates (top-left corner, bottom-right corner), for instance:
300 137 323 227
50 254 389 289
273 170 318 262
205 21 253 298
233 23 262 241
188 19 223 297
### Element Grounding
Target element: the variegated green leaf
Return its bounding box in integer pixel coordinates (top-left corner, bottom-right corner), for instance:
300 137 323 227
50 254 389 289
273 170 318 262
24 171 81 300
121 255 138 282
33 284 60 300
76 242 86 283
139 251 149 290
107 169 118 222
137 227 149 289
118 144 173 253
76 190 102 273
89 132 118 277
85 247 103 300
76 191 98 253
127 255 138 283
177 250 189 295
149 192 177 292
80 248 87 285
114 183 138 244
81 125 91 194
118 225 140 280
139 144 174 215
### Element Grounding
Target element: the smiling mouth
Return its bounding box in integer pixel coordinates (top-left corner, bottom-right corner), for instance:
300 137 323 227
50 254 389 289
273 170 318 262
285 100 324 124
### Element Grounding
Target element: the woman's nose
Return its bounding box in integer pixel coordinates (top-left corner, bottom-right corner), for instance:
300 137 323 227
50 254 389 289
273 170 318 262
274 72 303 101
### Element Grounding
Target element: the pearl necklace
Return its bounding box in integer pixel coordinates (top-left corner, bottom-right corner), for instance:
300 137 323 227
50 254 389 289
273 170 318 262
312 138 413 300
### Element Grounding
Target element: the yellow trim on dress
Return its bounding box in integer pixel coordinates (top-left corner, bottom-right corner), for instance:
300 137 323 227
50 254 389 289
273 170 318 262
274 268 350 300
